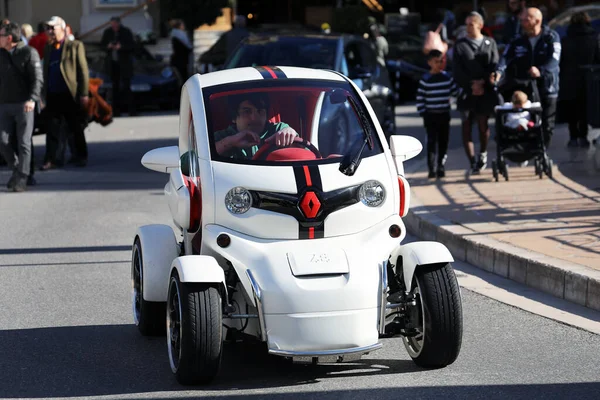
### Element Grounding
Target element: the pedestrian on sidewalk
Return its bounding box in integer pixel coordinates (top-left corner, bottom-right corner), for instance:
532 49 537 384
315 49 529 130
169 19 193 82
28 22 49 59
496 7 561 148
40 16 89 170
101 17 136 117
560 11 600 149
0 21 43 192
452 11 500 174
416 49 459 179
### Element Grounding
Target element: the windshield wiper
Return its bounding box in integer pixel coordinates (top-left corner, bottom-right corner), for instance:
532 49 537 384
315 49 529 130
339 96 374 176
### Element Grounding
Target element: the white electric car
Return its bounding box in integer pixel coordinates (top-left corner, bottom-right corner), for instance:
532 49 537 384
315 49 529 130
132 66 462 385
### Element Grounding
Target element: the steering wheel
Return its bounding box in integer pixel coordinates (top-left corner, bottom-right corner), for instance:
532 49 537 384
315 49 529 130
252 136 322 161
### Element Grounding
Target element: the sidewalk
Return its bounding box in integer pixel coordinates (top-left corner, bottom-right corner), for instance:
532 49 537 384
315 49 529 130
403 120 600 312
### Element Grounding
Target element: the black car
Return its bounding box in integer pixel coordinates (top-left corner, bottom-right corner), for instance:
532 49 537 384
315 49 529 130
385 34 429 102
86 42 182 111
223 33 397 139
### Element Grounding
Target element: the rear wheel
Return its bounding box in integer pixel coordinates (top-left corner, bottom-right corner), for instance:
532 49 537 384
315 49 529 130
492 160 498 182
132 237 166 336
167 272 223 385
403 263 463 368
503 163 509 181
546 159 553 179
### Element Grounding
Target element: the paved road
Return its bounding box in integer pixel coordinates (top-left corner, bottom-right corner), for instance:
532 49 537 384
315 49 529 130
1 112 599 400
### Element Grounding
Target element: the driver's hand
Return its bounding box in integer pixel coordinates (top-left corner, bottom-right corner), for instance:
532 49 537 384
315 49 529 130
231 130 260 148
265 127 298 147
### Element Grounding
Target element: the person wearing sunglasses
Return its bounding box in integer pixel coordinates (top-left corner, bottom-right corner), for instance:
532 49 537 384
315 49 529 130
0 21 43 192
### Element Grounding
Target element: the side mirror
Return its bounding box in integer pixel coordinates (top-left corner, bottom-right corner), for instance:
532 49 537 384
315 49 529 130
141 146 179 173
389 135 423 175
165 168 191 230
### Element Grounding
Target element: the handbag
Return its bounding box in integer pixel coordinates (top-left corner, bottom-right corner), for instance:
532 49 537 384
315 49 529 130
423 24 449 55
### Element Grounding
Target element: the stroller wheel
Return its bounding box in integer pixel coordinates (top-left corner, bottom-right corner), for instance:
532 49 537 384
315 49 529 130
503 163 509 181
492 160 498 182
546 159 553 179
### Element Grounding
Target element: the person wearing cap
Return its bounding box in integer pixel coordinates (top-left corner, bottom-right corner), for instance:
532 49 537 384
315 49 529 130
40 16 89 170
100 16 135 117
0 21 43 192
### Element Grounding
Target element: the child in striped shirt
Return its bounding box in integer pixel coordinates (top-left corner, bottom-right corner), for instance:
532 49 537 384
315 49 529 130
416 49 459 179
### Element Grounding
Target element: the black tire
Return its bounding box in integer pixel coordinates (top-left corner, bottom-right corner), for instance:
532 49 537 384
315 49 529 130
403 263 463 368
167 271 223 385
132 237 166 336
503 163 509 181
492 161 498 182
547 159 553 179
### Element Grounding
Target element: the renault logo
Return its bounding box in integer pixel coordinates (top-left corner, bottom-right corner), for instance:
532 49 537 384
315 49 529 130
299 191 321 219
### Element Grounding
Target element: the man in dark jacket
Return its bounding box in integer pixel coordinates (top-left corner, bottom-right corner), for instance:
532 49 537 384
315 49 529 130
101 17 136 116
453 11 500 174
560 12 600 148
502 0 527 44
0 21 43 192
497 7 561 147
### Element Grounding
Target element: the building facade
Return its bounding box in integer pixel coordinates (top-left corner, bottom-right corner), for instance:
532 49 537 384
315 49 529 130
0 0 155 41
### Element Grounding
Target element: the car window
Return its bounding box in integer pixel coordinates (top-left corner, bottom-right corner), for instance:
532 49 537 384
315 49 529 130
202 80 383 165
226 38 338 70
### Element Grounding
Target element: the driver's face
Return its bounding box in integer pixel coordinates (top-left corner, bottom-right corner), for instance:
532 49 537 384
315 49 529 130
234 100 267 134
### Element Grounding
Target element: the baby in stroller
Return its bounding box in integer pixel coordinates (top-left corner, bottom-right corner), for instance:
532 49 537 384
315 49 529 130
492 82 553 180
502 91 536 131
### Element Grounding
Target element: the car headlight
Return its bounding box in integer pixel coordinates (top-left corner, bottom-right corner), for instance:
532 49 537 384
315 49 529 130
358 180 385 207
161 67 174 79
225 187 253 214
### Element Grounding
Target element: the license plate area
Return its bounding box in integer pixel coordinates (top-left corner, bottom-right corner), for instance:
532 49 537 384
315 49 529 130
287 249 349 277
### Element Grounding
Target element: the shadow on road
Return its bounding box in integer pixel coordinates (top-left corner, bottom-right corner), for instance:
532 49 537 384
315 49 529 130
0 324 420 398
0 321 598 399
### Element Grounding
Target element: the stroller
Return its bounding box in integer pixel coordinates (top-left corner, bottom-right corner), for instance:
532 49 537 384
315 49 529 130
492 78 553 181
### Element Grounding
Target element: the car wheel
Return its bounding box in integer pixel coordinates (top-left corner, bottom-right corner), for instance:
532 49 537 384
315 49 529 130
403 263 463 368
167 271 223 385
132 237 166 336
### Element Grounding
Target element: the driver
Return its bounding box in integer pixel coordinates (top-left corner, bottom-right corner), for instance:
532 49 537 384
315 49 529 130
214 92 298 158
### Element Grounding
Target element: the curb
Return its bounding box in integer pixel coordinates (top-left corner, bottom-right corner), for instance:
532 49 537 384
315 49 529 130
404 191 600 313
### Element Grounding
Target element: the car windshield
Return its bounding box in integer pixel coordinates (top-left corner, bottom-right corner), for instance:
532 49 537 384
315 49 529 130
226 37 338 70
203 79 383 166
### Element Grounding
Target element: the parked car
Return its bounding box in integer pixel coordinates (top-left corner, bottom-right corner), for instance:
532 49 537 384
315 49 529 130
134 66 463 384
385 34 429 102
548 3 600 38
222 33 397 140
86 42 182 111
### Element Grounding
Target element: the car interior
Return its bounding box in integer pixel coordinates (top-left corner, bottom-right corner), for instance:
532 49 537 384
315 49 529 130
207 87 371 162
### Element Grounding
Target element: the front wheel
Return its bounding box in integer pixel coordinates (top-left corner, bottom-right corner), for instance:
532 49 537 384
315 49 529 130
403 263 463 368
167 272 223 385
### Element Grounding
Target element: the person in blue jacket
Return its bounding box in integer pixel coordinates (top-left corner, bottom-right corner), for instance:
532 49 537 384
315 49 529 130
496 7 561 147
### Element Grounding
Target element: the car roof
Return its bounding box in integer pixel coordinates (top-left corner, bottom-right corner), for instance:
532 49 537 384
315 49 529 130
549 3 600 26
241 32 356 44
198 66 347 88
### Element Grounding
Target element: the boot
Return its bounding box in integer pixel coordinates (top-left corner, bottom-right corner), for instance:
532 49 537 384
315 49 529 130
427 152 436 179
437 154 447 178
